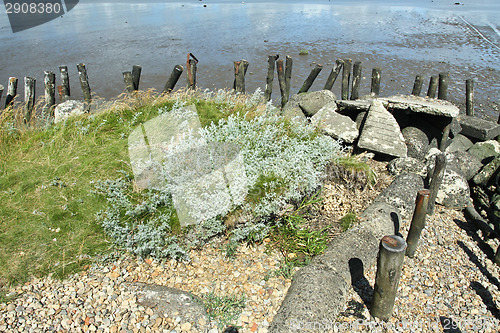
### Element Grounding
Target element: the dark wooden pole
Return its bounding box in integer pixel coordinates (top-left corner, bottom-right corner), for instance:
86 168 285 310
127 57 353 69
439 118 452 151
427 153 447 215
132 65 142 91
370 235 407 321
341 59 352 100
59 66 70 102
123 72 135 93
264 55 276 102
285 55 293 99
350 61 362 100
438 72 449 100
5 77 18 108
0 84 3 108
411 75 424 96
298 64 322 94
323 59 343 91
43 71 56 117
233 59 249 93
276 59 287 108
427 76 438 98
163 65 184 94
406 190 430 258
371 68 381 96
76 63 92 104
466 79 474 116
24 77 36 122
187 59 197 89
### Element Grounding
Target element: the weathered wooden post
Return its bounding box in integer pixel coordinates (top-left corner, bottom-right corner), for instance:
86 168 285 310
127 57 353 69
264 55 277 102
163 65 184 94
233 59 249 93
132 65 142 91
5 77 18 108
406 190 430 258
350 61 362 100
276 59 288 107
370 235 407 321
427 76 438 98
186 53 198 90
0 84 3 108
466 79 474 116
43 71 56 117
59 66 70 102
439 118 452 151
77 63 92 104
438 72 449 100
371 68 381 96
123 72 135 93
285 55 293 99
24 77 36 122
411 75 424 96
298 63 322 93
323 59 343 91
341 59 352 100
427 153 446 215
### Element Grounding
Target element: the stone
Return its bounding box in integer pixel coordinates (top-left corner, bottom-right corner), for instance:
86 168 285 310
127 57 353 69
355 111 367 130
54 100 86 123
473 157 500 186
401 126 430 160
382 95 459 118
297 90 337 117
444 134 473 153
357 100 407 158
122 283 209 332
387 157 427 177
458 115 500 141
467 140 500 164
310 102 359 143
451 150 482 181
450 118 463 138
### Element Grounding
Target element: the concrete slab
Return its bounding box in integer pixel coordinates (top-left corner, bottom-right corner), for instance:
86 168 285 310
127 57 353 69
382 95 459 118
458 115 500 141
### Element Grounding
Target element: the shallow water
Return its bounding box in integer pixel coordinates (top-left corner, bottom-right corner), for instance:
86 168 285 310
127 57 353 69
1 0 499 118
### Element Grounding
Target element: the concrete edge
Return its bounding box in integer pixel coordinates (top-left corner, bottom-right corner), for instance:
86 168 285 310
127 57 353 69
269 173 424 332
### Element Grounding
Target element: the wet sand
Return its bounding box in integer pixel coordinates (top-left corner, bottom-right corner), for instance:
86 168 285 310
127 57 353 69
0 0 499 118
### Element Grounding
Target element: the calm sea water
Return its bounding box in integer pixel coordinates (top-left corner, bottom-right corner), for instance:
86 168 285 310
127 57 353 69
1 0 499 117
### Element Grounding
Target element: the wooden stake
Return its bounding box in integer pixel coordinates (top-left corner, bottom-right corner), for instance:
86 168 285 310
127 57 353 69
24 76 36 122
370 235 407 321
233 59 249 93
350 61 362 100
285 55 293 100
59 66 70 102
323 59 343 91
187 59 197 89
276 59 287 108
43 71 56 117
76 63 92 104
406 190 430 258
298 63 322 93
466 79 474 116
163 65 184 94
438 72 449 100
132 65 142 91
5 77 18 108
264 55 276 102
371 68 381 96
341 59 352 100
123 72 135 93
427 76 438 98
427 153 447 215
411 75 424 96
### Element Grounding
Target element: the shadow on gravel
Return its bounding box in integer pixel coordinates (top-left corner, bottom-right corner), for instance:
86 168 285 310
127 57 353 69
457 240 500 289
349 258 374 314
439 316 462 333
471 281 500 320
453 219 496 263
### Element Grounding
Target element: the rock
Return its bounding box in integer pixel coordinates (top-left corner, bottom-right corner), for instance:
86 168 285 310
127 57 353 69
458 115 500 141
451 150 482 181
355 111 367 130
450 118 463 138
382 95 459 118
467 140 500 164
387 157 427 177
310 102 359 143
122 283 209 331
401 126 430 160
473 157 500 186
54 100 86 123
297 90 337 117
425 149 471 208
357 100 407 158
444 134 473 153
